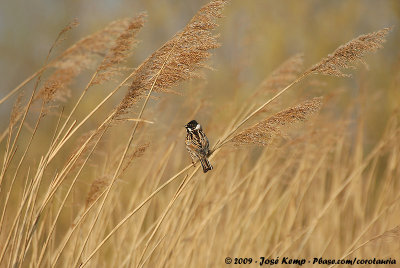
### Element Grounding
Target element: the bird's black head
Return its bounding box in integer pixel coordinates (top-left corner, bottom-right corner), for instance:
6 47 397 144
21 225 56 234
185 120 200 132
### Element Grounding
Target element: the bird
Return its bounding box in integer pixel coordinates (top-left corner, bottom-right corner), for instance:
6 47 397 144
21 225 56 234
184 120 213 173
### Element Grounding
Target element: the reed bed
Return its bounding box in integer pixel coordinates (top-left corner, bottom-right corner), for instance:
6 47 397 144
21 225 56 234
0 0 399 267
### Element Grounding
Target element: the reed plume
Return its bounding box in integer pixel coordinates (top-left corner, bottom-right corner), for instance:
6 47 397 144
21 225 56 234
221 27 391 149
248 53 304 112
54 18 138 71
306 27 391 77
122 142 150 173
9 94 24 127
35 17 145 104
231 97 323 146
115 0 227 118
85 178 110 209
93 14 146 85
253 54 304 97
35 68 77 103
51 18 80 52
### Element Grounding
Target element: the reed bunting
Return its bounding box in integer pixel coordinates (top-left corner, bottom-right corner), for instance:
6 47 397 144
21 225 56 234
185 120 213 173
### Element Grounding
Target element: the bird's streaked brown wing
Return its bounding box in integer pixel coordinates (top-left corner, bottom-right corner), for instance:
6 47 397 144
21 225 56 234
199 130 209 152
186 132 203 154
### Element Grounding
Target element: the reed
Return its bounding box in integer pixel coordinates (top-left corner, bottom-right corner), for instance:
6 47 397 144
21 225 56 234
0 1 398 267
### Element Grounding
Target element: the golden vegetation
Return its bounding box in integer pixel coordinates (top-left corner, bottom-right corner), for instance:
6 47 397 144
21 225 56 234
0 0 399 267
307 28 391 77
231 97 323 146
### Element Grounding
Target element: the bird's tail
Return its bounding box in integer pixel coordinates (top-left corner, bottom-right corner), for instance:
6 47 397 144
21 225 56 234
199 157 213 173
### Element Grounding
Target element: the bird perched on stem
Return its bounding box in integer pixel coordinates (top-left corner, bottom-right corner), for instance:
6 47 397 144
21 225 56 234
185 120 213 173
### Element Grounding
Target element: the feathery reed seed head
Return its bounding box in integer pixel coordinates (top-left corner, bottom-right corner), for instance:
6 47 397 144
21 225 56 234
85 178 110 209
55 18 139 70
114 0 227 118
231 97 323 146
36 68 77 104
93 14 146 85
10 94 24 126
122 142 150 173
257 54 304 94
36 18 143 104
52 19 79 49
307 27 391 77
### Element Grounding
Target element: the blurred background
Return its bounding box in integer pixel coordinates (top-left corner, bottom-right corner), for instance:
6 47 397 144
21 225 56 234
1 0 399 133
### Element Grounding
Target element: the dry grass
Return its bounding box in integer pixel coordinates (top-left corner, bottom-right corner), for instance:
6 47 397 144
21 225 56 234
0 1 399 267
